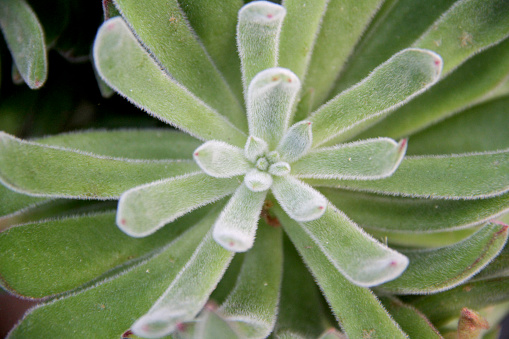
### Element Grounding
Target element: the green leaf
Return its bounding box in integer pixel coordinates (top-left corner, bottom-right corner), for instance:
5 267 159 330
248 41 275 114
379 223 508 294
0 0 47 89
317 329 346 339
247 67 300 149
117 172 239 237
7 207 215 339
320 188 509 233
93 17 247 147
220 221 282 338
237 1 286 91
131 229 233 338
277 121 313 163
309 49 442 147
292 138 406 180
306 151 509 199
0 183 46 218
0 132 198 199
194 308 240 339
244 136 269 163
269 162 291 177
272 205 408 338
471 231 509 282
213 184 267 252
35 129 202 160
193 141 251 178
244 169 273 192
113 0 246 130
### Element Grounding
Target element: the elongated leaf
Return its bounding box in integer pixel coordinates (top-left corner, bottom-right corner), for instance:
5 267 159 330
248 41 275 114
367 227 480 248
131 229 233 338
0 0 47 89
292 138 406 180
361 36 509 139
244 136 269 163
309 49 442 146
35 129 202 160
113 0 246 129
117 172 239 237
321 188 509 233
220 221 282 338
0 184 46 218
193 141 251 178
306 151 509 199
237 1 286 91
93 17 247 147
194 308 240 339
413 0 509 75
244 169 273 192
272 205 408 338
277 121 313 163
379 223 508 294
0 132 197 199
471 231 509 282
7 207 215 339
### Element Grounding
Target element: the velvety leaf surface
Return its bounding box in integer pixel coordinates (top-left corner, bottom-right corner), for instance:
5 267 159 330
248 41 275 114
193 141 250 178
113 0 246 129
272 205 408 338
277 121 312 163
307 151 509 199
0 0 47 89
93 17 247 147
194 308 240 339
0 132 198 199
379 223 508 294
0 184 46 218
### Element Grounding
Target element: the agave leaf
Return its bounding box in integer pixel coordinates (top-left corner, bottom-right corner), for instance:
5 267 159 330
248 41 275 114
237 1 286 91
194 308 240 339
0 132 198 199
193 141 251 178
321 188 509 233
413 0 509 75
117 172 239 237
6 207 215 339
379 223 508 294
272 205 408 338
220 220 282 338
113 0 246 129
292 138 406 180
306 151 509 199
93 17 247 147
131 229 234 338
0 207 212 298
361 37 509 139
309 48 442 147
0 0 47 89
277 121 313 163
35 129 202 160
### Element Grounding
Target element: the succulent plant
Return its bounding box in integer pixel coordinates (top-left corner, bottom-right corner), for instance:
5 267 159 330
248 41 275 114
1 0 509 338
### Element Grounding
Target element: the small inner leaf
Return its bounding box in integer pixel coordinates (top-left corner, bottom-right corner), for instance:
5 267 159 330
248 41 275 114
277 121 313 163
244 136 268 163
244 169 273 192
194 141 251 178
269 162 291 176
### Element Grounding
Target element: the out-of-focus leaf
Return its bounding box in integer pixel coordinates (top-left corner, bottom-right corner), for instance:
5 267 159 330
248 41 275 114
367 227 480 248
0 0 47 89
27 0 69 45
194 308 240 339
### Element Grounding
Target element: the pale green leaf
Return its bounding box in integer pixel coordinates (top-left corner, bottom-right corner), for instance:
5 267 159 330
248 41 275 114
317 329 346 339
193 308 240 339
220 221 282 338
244 169 273 192
0 0 47 89
0 183 46 218
193 141 250 178
272 205 408 338
131 229 233 338
247 67 300 149
93 17 247 147
268 162 291 177
117 172 239 237
0 132 198 199
277 121 313 163
113 0 246 129
379 223 508 294
244 136 269 163
237 1 286 91
306 151 509 199
309 48 442 146
292 138 406 180
213 184 267 252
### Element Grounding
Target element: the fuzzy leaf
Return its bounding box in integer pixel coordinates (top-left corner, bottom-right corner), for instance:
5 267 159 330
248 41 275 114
237 1 286 91
194 308 240 339
309 48 442 146
269 162 291 177
117 172 239 237
273 206 408 338
292 138 406 180
321 188 509 233
307 151 509 199
113 0 246 130
379 223 508 294
0 0 47 89
247 67 301 149
220 220 282 338
0 132 198 199
213 183 267 252
244 136 269 163
271 176 326 222
131 229 234 338
277 121 313 163
193 141 251 178
0 184 46 218
244 169 273 192
93 17 247 147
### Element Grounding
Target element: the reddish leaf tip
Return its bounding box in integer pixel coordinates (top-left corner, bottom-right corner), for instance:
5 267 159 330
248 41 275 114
318 206 324 210
120 219 126 226
122 330 133 338
267 13 273 19
272 76 280 82
176 322 187 332
399 139 407 151
194 152 199 156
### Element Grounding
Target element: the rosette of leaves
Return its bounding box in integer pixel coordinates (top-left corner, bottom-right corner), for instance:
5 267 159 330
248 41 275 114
1 0 509 338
